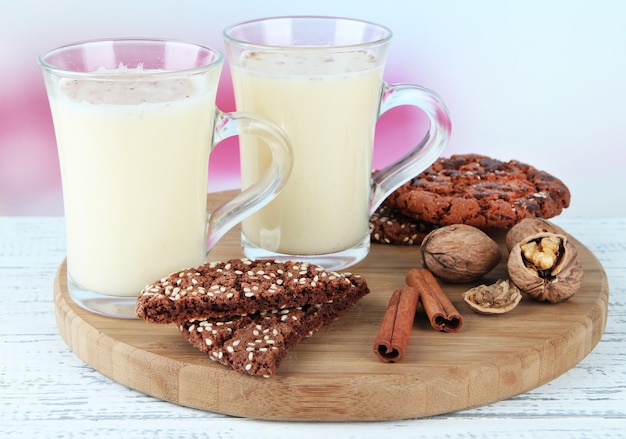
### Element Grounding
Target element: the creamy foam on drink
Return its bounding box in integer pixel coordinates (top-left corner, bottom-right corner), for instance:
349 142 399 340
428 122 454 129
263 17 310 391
50 67 217 296
60 65 196 104
234 50 384 255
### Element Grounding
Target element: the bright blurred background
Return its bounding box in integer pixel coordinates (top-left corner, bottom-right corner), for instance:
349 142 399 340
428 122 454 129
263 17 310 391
1 0 625 218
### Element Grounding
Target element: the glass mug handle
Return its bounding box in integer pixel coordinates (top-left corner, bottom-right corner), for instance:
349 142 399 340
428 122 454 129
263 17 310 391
370 83 452 214
205 111 293 253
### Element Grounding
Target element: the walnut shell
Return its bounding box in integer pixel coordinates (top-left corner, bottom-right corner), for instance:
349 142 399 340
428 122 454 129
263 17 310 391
462 279 522 314
505 218 566 251
421 224 501 283
507 231 583 303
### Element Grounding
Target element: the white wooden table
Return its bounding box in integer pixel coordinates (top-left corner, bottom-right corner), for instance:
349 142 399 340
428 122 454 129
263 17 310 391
1 216 625 438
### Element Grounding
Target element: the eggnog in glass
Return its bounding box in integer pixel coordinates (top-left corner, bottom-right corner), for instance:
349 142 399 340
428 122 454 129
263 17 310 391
39 39 293 318
224 16 451 270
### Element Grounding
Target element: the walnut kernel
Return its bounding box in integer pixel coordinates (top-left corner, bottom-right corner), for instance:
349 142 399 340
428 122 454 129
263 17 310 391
521 235 561 270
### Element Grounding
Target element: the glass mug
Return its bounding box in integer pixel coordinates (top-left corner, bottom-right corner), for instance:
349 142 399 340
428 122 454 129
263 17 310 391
223 16 452 271
39 38 293 318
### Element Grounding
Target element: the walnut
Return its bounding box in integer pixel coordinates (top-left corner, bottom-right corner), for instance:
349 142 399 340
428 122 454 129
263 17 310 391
505 218 566 251
507 231 583 303
462 279 522 314
421 224 501 283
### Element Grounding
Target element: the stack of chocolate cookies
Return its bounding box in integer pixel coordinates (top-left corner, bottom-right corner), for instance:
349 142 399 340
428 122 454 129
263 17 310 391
136 259 369 377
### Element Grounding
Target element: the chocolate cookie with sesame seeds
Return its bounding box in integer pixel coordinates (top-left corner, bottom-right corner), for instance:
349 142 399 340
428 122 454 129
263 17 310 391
179 285 367 377
135 258 369 325
383 154 571 230
369 204 438 245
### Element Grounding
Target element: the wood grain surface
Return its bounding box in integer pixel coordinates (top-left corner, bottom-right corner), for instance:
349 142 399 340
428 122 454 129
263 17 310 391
53 192 609 421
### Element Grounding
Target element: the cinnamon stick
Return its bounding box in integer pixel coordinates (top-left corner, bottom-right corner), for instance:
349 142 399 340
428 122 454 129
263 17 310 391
406 268 463 333
373 286 420 363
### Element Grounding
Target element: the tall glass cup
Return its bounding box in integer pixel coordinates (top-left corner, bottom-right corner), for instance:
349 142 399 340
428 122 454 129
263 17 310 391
223 16 451 271
39 38 293 318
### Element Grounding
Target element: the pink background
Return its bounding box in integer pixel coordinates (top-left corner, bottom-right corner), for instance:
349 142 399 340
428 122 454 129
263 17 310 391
1 1 625 218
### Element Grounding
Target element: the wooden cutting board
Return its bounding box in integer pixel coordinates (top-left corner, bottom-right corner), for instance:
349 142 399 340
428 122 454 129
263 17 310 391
53 191 609 421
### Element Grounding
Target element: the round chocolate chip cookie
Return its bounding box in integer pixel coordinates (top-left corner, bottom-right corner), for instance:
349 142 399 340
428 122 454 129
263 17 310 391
383 154 571 230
